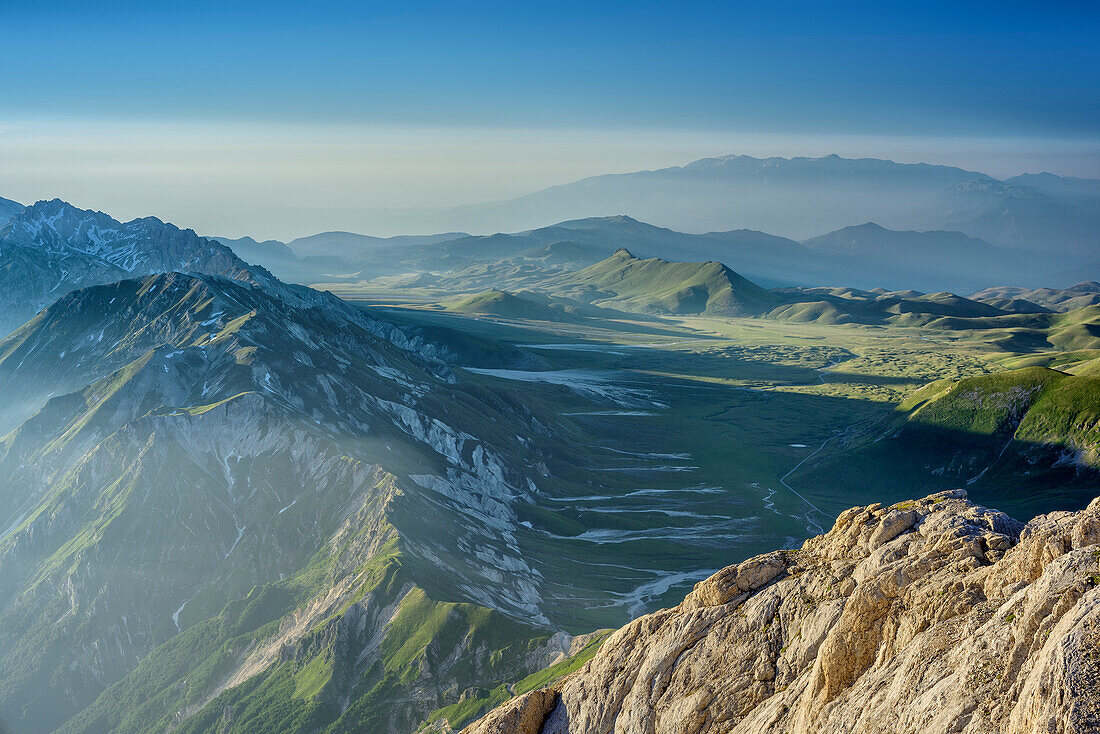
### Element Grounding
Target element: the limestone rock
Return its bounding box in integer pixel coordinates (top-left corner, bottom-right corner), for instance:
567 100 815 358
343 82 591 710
463 690 559 734
465 490 1100 734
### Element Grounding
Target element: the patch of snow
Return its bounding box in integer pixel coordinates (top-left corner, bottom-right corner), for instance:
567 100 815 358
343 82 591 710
224 522 246 558
172 595 195 632
599 447 692 459
463 367 661 408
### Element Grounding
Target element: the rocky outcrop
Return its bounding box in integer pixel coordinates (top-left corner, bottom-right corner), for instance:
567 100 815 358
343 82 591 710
464 690 561 734
467 490 1100 734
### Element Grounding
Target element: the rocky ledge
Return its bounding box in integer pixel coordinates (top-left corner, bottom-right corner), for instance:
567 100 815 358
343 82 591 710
466 490 1100 734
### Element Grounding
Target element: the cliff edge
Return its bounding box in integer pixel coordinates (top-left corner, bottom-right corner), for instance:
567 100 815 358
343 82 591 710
466 489 1100 734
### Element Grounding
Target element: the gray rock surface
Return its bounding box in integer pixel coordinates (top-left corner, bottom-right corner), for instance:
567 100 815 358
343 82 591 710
467 489 1100 734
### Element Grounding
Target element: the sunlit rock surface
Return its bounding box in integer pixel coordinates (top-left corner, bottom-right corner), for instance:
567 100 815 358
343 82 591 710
468 489 1100 734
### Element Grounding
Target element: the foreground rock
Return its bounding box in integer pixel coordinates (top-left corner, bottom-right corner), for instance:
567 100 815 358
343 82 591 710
466 490 1100 734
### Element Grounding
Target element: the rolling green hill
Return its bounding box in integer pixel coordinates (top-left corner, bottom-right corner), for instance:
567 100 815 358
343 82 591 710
551 249 779 316
446 289 568 321
923 305 1100 352
766 286 1012 328
444 289 633 323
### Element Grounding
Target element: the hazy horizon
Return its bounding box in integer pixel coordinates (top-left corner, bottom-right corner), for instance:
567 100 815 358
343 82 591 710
2 0 1098 240
2 122 1098 241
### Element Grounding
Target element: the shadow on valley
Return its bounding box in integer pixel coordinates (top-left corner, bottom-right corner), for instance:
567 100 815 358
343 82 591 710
363 303 726 341
792 422 1099 522
785 366 1100 521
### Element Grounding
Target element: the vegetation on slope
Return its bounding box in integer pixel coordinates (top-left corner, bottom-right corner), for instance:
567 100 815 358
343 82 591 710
59 533 557 734
793 366 1100 518
553 249 779 316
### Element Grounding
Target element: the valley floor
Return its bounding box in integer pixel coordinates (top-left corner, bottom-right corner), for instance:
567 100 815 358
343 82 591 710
344 297 1006 617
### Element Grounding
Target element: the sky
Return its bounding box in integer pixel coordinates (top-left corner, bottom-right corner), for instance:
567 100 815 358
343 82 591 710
1 0 1098 239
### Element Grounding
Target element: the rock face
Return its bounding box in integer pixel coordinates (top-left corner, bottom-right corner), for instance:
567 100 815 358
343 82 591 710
467 490 1100 734
0 198 262 334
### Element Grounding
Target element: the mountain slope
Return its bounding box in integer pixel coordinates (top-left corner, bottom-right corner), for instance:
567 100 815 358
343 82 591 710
801 222 1040 293
0 271 582 733
789 367 1100 519
0 196 21 227
0 199 263 334
469 489 1100 734
919 179 1100 258
549 249 779 316
444 289 624 322
0 258 769 732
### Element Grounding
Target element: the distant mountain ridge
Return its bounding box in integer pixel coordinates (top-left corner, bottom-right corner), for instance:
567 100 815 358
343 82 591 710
436 154 1098 263
804 222 996 258
288 230 470 259
446 154 993 237
920 178 1099 257
0 199 264 334
800 222 1053 293
225 212 1094 297
213 234 296 261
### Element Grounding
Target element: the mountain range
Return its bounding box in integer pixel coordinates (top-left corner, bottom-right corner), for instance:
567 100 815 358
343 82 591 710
0 171 1096 734
0 199 783 733
223 215 1095 298
421 249 1100 345
435 155 1100 259
14 155 1097 298
0 264 569 733
0 200 264 336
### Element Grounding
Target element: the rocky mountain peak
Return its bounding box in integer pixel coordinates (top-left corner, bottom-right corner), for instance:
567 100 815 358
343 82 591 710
0 198 269 334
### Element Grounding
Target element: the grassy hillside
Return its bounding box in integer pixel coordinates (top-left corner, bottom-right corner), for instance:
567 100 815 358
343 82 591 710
924 305 1100 352
766 288 1002 327
443 289 638 323
763 287 1100 354
971 282 1100 312
58 536 558 734
445 290 570 321
553 249 778 316
792 366 1100 519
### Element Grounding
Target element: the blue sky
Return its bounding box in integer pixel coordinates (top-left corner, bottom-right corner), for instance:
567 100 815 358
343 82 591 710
1 1 1098 237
